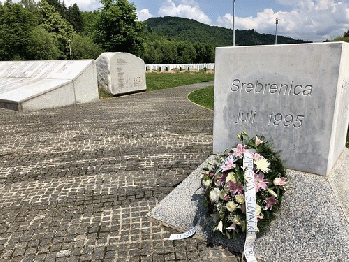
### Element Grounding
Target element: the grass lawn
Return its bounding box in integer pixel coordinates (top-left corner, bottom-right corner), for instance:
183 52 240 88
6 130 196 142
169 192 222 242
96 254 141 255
146 71 214 92
99 71 214 99
188 85 214 110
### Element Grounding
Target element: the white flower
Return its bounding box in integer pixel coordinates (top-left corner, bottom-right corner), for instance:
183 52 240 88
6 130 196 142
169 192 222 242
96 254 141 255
268 188 278 198
219 190 228 200
255 136 263 146
256 205 262 216
235 194 245 204
217 221 223 232
203 179 211 187
226 201 237 212
232 215 242 225
255 157 270 173
226 172 236 183
210 188 220 203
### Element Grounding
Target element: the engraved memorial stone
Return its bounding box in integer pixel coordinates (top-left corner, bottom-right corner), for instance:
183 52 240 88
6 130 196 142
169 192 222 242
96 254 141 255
0 60 98 111
213 42 349 176
96 52 146 95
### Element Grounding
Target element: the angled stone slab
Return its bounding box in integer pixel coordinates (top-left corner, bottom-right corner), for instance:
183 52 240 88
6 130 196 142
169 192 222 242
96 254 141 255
213 42 349 176
96 52 146 95
0 60 98 111
149 150 349 261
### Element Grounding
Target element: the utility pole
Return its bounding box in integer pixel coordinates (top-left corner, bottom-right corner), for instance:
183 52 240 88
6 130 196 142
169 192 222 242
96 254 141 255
68 39 72 59
233 0 236 46
275 18 280 45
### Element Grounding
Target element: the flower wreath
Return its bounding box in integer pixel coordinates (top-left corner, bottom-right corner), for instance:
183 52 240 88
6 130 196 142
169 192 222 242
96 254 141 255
202 132 287 238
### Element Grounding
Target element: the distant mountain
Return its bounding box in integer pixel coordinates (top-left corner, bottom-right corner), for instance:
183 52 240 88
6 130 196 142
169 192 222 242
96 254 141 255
145 16 311 47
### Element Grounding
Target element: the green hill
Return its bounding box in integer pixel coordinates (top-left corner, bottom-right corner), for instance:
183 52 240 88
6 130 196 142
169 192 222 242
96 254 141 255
145 16 310 47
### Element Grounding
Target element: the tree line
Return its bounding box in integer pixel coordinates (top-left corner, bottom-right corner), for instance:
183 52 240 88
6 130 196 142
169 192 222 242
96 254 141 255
0 0 144 61
0 0 311 63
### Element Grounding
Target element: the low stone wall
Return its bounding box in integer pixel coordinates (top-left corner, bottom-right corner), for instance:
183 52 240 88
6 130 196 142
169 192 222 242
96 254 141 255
146 63 215 71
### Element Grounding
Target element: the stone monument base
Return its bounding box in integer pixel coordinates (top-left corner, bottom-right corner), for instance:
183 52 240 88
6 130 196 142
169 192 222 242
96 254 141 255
148 149 349 262
0 60 98 111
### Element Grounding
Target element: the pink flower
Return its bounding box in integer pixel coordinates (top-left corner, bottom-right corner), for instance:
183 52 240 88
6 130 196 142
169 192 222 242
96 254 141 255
255 136 264 146
264 196 278 210
273 177 287 186
218 173 228 184
251 153 261 160
254 173 269 192
233 144 246 158
222 159 235 172
228 180 244 195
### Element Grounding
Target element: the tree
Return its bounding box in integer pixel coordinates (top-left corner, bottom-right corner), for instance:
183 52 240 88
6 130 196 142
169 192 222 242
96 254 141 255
0 1 37 60
70 33 103 59
159 40 177 64
45 0 67 19
193 42 214 63
20 0 39 13
176 41 196 64
26 25 59 60
95 0 145 56
80 10 99 38
38 0 74 58
67 4 83 32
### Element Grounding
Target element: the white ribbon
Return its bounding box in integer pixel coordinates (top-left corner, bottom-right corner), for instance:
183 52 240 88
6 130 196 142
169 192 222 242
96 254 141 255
166 218 201 240
243 149 258 262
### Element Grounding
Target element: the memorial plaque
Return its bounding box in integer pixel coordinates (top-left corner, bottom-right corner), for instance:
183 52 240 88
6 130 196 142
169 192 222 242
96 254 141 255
213 42 349 176
96 52 146 95
0 60 98 111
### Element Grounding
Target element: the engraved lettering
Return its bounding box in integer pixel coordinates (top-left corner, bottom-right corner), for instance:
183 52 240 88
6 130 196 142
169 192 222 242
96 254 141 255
230 79 313 96
231 79 240 92
255 81 263 93
279 84 290 95
245 83 254 93
269 84 278 94
303 85 313 95
284 114 294 127
293 115 305 128
234 111 256 124
294 85 302 95
268 113 305 128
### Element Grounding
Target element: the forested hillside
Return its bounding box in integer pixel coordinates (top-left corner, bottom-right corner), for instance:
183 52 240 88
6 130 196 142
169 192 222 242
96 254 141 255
0 0 312 63
145 16 310 47
142 16 311 64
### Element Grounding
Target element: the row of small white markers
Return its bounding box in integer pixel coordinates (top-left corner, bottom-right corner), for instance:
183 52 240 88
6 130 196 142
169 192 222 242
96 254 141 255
145 63 215 71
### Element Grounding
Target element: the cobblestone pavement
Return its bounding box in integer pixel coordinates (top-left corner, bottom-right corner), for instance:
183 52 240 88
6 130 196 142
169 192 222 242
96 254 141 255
0 82 241 262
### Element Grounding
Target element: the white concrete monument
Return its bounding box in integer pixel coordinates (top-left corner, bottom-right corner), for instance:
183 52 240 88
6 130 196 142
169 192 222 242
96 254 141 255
0 60 98 111
213 42 349 176
96 52 146 95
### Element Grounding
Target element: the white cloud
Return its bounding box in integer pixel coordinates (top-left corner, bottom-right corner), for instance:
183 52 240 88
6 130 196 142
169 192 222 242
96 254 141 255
137 9 153 21
217 0 349 42
158 0 212 25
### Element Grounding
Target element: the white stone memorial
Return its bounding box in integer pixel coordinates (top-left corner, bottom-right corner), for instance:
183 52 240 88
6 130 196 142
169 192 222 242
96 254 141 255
96 52 146 95
0 60 98 111
213 42 349 176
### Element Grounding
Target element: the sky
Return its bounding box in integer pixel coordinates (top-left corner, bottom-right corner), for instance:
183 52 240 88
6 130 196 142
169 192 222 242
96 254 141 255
59 0 349 42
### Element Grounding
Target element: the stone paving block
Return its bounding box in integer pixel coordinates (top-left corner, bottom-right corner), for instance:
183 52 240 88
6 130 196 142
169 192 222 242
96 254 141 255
0 82 242 261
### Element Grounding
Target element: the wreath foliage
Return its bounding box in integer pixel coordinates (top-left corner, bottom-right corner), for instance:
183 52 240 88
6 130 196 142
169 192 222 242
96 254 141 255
202 132 287 238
